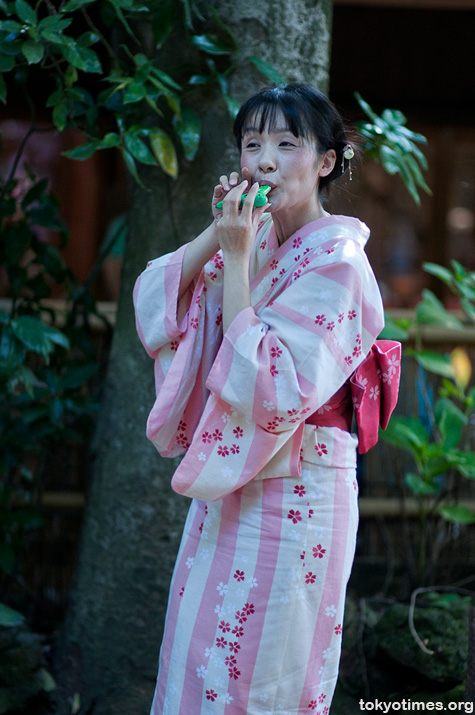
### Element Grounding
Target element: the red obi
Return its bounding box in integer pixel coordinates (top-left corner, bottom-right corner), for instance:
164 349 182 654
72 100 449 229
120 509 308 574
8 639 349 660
306 340 402 454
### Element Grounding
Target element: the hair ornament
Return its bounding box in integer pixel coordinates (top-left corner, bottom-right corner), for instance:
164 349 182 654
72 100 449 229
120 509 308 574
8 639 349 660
341 143 354 180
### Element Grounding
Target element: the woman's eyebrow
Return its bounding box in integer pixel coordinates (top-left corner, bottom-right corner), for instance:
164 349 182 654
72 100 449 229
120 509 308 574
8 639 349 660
242 126 294 135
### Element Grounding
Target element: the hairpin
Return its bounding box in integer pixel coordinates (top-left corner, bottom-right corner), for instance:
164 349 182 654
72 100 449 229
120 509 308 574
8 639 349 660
341 144 355 180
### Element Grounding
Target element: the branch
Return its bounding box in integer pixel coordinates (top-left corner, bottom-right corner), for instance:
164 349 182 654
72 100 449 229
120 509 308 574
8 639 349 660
0 126 55 203
81 7 116 62
409 585 475 656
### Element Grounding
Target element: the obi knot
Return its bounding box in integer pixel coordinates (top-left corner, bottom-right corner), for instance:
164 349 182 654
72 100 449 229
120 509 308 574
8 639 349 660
349 340 402 454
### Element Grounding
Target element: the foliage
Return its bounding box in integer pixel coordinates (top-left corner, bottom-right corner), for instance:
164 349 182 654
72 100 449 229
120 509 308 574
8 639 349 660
0 0 288 592
0 168 104 586
0 0 433 598
380 261 475 583
355 92 432 206
0 0 285 184
0 601 56 712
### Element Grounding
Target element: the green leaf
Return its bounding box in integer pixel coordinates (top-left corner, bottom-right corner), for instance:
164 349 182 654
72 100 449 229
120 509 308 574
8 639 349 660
0 602 24 626
62 142 98 160
37 15 72 35
381 108 406 127
20 177 48 208
379 145 400 175
450 451 475 478
405 472 439 496
15 0 36 25
78 45 101 73
407 139 428 170
59 40 85 69
61 0 96 11
0 19 24 33
405 152 432 195
165 92 181 121
144 93 163 117
120 147 147 189
40 669 56 693
378 312 409 341
422 262 454 285
123 81 147 104
149 65 181 91
0 72 5 102
248 56 286 84
11 315 69 359
390 148 420 205
460 297 475 322
149 129 178 178
173 108 201 161
21 39 44 64
0 325 25 375
77 31 100 47
215 71 228 96
190 34 232 55
435 397 467 449
415 289 464 329
151 0 174 48
124 129 157 165
0 53 15 70
379 415 428 454
96 132 121 148
411 350 455 379
53 102 68 131
189 74 209 86
7 364 42 396
224 93 240 119
354 92 379 124
439 505 475 525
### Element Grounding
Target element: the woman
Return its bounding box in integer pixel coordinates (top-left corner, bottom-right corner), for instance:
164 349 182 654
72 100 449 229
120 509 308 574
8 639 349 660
134 84 400 714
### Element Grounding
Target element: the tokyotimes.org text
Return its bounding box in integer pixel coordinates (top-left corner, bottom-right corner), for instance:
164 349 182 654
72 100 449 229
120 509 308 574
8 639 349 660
359 700 474 713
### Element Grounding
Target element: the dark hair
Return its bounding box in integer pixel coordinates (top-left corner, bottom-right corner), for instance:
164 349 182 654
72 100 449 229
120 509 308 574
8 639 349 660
233 83 354 194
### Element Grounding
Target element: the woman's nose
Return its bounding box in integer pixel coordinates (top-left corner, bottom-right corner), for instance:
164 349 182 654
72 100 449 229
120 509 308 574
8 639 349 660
258 147 276 173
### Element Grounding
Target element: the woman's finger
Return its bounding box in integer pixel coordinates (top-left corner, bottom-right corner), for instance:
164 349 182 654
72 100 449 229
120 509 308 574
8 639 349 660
229 171 240 188
219 174 230 191
241 181 260 217
222 180 248 212
241 167 252 186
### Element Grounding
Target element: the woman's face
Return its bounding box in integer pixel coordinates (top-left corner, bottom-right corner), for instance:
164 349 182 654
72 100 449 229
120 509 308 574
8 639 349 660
240 110 332 221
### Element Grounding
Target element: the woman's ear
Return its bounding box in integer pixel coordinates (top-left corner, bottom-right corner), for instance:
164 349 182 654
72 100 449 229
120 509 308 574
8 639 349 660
319 149 337 177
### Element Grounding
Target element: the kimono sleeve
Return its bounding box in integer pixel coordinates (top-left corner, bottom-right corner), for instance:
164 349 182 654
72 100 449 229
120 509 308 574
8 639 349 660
206 244 384 433
133 246 225 457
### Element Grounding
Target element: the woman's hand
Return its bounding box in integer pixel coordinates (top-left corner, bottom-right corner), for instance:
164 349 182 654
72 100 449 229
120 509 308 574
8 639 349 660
211 168 254 218
215 176 268 261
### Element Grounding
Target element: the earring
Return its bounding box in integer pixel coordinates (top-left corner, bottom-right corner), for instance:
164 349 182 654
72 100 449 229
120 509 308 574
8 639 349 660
341 144 355 180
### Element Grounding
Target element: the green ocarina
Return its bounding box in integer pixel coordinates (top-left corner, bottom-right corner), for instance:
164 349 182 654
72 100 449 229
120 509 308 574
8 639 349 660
216 184 271 210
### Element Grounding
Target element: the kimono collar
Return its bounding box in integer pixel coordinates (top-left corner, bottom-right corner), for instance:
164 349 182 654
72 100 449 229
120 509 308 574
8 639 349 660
263 214 371 254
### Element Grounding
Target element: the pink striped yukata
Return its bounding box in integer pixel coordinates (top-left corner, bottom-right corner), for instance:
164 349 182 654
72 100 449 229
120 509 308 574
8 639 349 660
134 214 398 714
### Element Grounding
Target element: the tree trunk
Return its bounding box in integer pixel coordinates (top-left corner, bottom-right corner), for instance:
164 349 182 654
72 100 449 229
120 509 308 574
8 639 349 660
57 2 332 712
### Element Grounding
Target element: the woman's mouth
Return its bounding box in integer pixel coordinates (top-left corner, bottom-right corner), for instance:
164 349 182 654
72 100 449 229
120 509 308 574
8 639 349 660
259 181 276 190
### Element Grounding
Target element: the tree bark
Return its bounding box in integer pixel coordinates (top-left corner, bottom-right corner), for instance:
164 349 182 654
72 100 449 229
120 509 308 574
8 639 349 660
57 2 332 712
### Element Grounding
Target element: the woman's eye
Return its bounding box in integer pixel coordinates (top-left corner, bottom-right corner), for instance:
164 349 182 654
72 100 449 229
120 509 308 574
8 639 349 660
245 141 259 149
280 141 295 147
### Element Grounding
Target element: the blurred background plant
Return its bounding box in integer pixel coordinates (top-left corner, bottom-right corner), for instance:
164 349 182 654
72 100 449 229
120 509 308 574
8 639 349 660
0 169 103 595
380 260 475 586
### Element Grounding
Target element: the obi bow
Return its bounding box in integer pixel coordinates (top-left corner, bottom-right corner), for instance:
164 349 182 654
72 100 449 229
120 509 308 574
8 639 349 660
350 340 402 454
